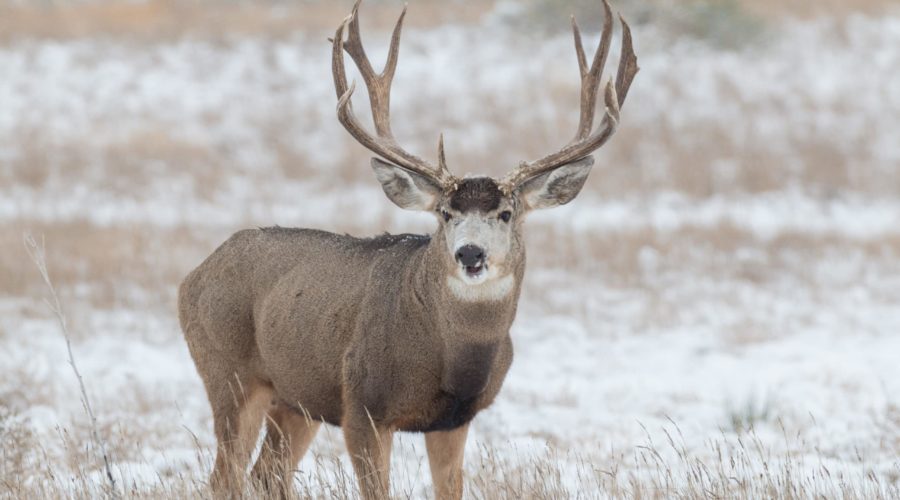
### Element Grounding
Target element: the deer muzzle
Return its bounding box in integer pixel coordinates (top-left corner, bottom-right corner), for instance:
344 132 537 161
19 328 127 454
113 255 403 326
455 244 486 278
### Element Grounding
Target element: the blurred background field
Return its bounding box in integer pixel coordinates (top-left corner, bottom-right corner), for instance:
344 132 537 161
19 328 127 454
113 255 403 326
2 0 900 497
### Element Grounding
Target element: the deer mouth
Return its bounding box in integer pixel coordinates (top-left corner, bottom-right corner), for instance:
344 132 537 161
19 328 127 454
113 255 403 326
464 263 486 279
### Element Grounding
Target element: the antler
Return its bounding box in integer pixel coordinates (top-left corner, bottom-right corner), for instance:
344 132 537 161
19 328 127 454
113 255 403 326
332 0 457 190
500 0 639 192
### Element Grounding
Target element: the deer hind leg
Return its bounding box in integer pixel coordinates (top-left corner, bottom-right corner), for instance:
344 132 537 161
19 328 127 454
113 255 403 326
425 424 470 500
343 409 394 500
250 402 321 499
207 374 271 498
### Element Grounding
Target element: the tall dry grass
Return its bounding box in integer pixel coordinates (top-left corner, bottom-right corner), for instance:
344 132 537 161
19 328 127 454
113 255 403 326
3 410 898 498
22 234 119 497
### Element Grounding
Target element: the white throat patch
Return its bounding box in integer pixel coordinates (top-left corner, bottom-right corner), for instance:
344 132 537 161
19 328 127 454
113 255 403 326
446 274 515 302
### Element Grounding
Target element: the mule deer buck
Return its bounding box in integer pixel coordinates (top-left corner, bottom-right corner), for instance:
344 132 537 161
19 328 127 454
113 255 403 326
178 0 637 498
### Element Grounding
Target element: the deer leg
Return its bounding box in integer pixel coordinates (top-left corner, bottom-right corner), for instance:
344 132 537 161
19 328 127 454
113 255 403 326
250 402 321 499
425 424 470 500
207 377 271 498
343 408 394 500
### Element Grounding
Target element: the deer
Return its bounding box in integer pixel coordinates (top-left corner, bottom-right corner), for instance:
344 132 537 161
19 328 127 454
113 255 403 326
177 0 637 498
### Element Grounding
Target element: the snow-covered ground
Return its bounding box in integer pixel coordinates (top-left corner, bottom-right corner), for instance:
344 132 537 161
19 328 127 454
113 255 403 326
1 4 899 497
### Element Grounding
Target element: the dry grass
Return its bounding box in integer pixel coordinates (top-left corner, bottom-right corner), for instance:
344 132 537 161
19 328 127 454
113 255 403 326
0 401 37 485
741 0 897 18
2 0 894 199
4 191 899 498
525 222 900 285
5 121 885 204
0 0 894 44
6 214 895 314
23 234 119 496
4 97 884 208
0 0 497 42
2 414 898 498
0 220 215 312
6 188 893 490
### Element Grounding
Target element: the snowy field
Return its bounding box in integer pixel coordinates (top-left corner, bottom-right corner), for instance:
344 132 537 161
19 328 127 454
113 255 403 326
2 0 900 497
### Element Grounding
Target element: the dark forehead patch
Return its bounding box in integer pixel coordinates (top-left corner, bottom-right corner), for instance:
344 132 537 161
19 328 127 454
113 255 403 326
449 177 502 212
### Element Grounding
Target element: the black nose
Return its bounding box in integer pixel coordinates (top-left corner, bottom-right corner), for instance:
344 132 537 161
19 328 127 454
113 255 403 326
455 244 485 267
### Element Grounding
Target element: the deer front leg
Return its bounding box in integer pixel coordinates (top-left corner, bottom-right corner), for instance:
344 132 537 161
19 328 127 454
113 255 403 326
343 407 394 500
425 424 469 500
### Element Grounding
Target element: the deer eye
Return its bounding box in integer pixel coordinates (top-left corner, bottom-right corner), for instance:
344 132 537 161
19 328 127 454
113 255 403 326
499 210 512 223
441 210 452 222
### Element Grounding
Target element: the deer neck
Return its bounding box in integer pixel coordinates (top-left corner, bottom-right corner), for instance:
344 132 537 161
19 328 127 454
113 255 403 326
413 236 523 325
410 236 523 399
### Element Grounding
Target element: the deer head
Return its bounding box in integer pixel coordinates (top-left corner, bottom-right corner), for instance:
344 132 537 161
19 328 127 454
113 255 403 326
332 0 638 298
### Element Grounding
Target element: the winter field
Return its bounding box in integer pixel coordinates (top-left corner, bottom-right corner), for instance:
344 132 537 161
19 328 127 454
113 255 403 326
2 0 900 498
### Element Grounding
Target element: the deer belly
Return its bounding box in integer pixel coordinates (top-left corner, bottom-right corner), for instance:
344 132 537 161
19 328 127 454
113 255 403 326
256 275 360 422
395 391 484 433
279 394 343 426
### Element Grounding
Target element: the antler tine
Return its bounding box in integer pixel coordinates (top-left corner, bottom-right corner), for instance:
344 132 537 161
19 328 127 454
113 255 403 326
382 4 407 84
500 0 638 193
342 0 404 137
344 0 376 88
615 14 639 107
573 0 613 141
571 16 588 77
332 0 455 189
437 134 456 188
332 15 353 100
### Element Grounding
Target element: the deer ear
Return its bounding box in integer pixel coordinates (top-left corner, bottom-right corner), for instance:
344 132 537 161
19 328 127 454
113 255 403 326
371 158 442 211
517 156 594 210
